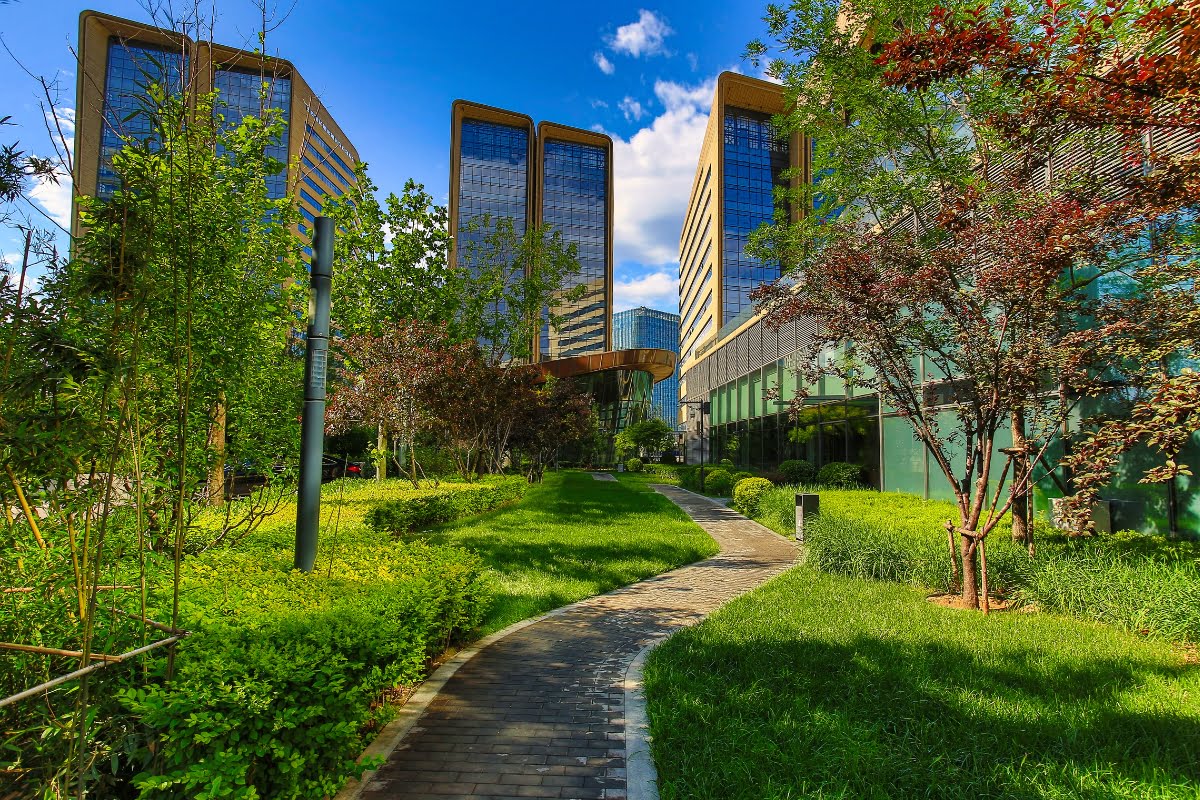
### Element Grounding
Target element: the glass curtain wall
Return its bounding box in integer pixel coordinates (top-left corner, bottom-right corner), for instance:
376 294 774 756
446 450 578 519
721 107 790 325
457 120 529 338
213 67 292 200
539 140 608 358
99 39 185 198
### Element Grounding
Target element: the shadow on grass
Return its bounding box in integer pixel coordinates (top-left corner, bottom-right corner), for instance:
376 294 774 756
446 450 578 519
416 471 718 631
646 582 1200 799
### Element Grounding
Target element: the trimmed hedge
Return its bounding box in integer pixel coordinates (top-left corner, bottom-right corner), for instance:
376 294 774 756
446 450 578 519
732 477 773 516
125 539 490 798
778 459 816 485
816 461 864 488
625 457 645 473
365 476 527 534
703 468 735 497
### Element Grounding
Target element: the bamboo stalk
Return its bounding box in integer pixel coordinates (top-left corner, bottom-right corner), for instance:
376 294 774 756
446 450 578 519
4 465 45 548
0 642 120 662
0 635 183 710
2 587 33 593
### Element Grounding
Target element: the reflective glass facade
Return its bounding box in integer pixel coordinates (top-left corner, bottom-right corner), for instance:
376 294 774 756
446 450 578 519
99 39 184 198
457 120 529 242
613 307 680 427
539 139 608 359
213 68 291 199
721 107 790 325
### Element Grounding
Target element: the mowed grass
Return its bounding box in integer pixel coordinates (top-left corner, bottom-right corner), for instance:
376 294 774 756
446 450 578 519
645 566 1200 800
424 470 717 633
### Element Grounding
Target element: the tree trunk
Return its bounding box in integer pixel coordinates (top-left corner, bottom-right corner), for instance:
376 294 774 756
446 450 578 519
960 532 980 609
206 394 226 506
1010 411 1030 548
408 434 419 487
376 426 387 481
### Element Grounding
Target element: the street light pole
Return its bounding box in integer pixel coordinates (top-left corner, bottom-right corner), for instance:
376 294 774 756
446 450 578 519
295 216 334 573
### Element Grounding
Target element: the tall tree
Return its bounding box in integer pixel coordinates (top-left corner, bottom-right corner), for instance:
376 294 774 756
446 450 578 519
752 0 1200 606
325 321 467 486
454 216 586 366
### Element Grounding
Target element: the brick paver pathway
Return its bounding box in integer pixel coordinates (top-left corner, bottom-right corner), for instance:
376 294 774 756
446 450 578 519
360 485 797 800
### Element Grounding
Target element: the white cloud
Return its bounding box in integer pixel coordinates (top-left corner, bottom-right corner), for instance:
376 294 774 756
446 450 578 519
28 107 75 231
610 75 716 266
594 51 615 75
687 52 699 71
608 9 673 58
591 98 609 109
618 96 645 122
614 269 677 313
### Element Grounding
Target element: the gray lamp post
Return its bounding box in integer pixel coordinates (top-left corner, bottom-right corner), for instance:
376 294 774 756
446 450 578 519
294 217 334 573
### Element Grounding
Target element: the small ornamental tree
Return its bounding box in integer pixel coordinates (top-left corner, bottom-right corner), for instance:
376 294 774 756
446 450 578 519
753 0 1200 607
614 418 675 459
325 321 467 486
510 377 593 482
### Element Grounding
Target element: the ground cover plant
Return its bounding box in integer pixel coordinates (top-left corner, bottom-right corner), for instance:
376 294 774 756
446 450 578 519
751 485 1200 642
644 567 1200 800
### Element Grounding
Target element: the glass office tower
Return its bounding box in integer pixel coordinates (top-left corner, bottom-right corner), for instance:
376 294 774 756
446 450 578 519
75 11 360 247
613 306 680 427
721 108 790 326
97 40 184 198
213 67 292 200
449 104 613 361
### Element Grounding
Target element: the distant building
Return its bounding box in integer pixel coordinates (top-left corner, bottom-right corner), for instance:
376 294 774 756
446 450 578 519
449 101 676 461
449 101 612 360
613 307 680 428
73 10 359 259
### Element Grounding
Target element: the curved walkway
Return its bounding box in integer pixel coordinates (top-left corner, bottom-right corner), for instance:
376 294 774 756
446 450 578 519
357 485 797 800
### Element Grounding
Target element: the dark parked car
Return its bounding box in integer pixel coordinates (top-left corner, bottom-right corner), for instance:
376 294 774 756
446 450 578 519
322 454 365 481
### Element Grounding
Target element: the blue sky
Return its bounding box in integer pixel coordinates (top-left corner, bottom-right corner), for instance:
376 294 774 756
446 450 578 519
0 0 777 312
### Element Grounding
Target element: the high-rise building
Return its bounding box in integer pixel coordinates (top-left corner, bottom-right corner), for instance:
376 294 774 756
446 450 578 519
676 72 805 379
449 101 613 361
675 71 1197 534
73 10 359 259
613 307 680 427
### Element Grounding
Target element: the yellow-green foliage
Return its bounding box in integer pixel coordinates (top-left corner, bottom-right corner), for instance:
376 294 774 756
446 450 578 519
364 475 527 533
752 484 1200 642
122 479 494 799
732 477 774 517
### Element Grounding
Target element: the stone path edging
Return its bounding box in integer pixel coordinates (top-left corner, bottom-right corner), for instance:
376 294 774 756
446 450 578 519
620 645 661 800
344 482 797 800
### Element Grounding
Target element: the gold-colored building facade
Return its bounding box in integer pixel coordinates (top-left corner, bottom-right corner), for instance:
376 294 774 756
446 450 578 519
73 10 359 251
449 100 614 362
676 72 807 425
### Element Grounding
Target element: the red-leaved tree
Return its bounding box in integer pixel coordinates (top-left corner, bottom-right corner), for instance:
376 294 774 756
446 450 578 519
325 320 469 486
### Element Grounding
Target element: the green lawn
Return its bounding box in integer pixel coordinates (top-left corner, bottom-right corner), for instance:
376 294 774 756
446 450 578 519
644 566 1200 800
424 470 717 632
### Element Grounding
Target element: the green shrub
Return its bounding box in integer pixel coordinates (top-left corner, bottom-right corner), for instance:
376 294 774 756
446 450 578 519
733 478 774 516
732 471 754 485
625 457 644 473
778 459 816 485
746 484 1200 643
123 541 490 799
365 476 527 533
816 461 864 488
703 468 735 496
719 458 736 469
